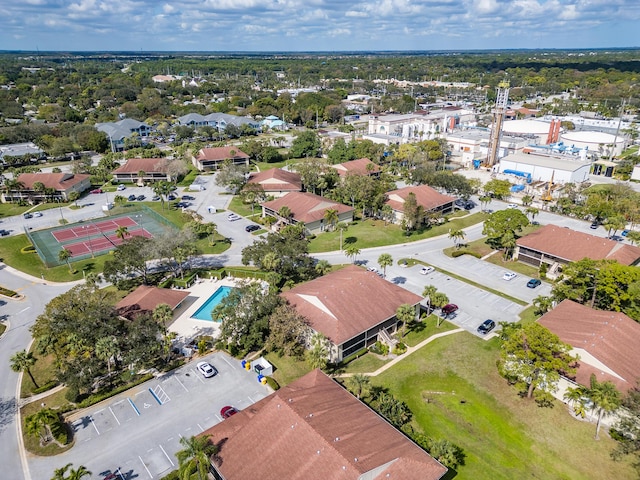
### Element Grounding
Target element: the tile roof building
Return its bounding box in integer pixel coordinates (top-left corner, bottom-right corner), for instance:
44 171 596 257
384 185 456 225
515 224 640 278
115 285 190 320
112 157 173 183
331 158 381 177
261 192 354 235
247 168 302 197
192 146 250 171
2 172 91 203
281 265 422 361
201 369 447 480
538 299 640 393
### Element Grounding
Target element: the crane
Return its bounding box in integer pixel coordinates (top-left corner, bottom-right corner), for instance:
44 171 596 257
485 80 510 167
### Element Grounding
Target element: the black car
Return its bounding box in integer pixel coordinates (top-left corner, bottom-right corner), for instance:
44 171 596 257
245 224 260 232
168 194 177 201
0 229 10 236
590 222 599 229
128 194 137 201
23 213 33 219
477 319 496 335
464 200 476 210
182 195 195 200
136 195 145 201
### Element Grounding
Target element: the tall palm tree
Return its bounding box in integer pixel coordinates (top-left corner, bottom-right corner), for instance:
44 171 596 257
564 385 588 419
95 336 120 375
277 205 293 226
422 285 438 316
346 373 371 400
431 292 450 327
115 225 129 241
448 228 465 248
323 208 339 232
25 408 58 444
532 295 553 316
65 464 92 480
395 303 415 338
344 244 360 264
377 253 393 278
176 435 217 480
58 248 73 273
10 349 38 388
588 375 621 440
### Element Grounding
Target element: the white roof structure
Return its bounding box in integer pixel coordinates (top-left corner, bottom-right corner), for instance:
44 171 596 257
501 119 552 135
561 130 622 144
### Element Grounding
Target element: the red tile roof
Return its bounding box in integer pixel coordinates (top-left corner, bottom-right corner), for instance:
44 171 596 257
281 265 422 345
112 158 170 174
248 168 302 192
261 192 353 225
17 172 90 191
385 185 456 212
517 224 640 265
538 299 640 393
201 369 446 480
115 285 190 319
196 146 249 161
332 158 380 177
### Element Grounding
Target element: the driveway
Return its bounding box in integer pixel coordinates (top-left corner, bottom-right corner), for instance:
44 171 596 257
26 352 271 480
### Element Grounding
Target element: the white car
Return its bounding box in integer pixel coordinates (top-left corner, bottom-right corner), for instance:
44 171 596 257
420 266 435 275
507 204 519 209
196 361 217 378
33 211 43 217
227 213 241 222
502 272 517 281
117 184 126 191
367 266 378 274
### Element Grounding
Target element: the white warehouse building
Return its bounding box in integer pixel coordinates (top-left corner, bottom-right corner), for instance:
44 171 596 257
498 151 592 184
559 131 626 157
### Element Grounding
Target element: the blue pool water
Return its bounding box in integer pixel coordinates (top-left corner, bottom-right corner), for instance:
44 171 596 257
191 286 234 321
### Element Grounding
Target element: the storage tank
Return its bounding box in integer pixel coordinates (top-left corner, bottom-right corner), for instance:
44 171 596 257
559 131 625 157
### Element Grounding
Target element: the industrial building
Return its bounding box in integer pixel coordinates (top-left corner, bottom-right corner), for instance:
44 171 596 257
498 151 591 184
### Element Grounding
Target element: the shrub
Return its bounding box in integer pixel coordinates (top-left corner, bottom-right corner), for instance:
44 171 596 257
265 376 280 390
452 250 481 258
21 245 36 254
370 341 389 356
393 342 407 355
32 381 59 395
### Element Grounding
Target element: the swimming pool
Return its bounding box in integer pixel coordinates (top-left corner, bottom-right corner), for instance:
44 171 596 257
191 286 234 321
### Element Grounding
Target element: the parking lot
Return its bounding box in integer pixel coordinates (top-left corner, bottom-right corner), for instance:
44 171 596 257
28 352 271 480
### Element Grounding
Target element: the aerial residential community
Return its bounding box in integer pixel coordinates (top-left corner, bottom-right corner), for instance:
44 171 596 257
1 43 640 480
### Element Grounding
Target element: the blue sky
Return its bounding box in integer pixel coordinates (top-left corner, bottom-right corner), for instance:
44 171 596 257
1 0 639 52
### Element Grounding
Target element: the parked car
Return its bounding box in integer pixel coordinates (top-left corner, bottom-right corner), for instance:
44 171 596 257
441 304 458 316
220 406 239 419
526 278 542 288
136 194 145 201
0 229 10 236
33 211 43 217
608 235 624 242
621 230 630 237
420 266 435 275
182 195 195 200
196 361 217 378
590 222 599 230
464 200 476 210
477 319 496 335
168 194 177 201
90 188 103 194
117 184 126 191
502 272 517 281
23 213 33 219
507 203 518 209
128 194 137 201
245 224 260 233
227 213 241 222
151 195 161 201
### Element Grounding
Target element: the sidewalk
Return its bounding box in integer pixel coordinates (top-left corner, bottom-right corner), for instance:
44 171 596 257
337 327 464 378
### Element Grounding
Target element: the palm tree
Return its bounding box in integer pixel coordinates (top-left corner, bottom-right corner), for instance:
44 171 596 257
10 349 38 388
115 225 129 241
431 292 450 327
25 408 58 444
306 333 329 370
261 251 281 271
95 336 119 375
448 228 466 248
422 285 438 316
51 463 74 480
344 244 361 264
277 205 293 226
564 385 588 419
58 248 73 273
395 303 415 338
51 463 91 480
627 230 640 246
346 373 371 400
532 295 553 315
381 204 393 226
521 195 533 206
525 206 539 222
377 253 393 278
153 180 174 210
323 208 339 232
176 435 217 480
314 259 331 276
479 195 492 211
588 375 622 440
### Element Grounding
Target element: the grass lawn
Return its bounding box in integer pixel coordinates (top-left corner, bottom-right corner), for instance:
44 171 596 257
0 322 6 336
228 195 261 219
20 353 59 398
372 333 635 480
340 352 391 375
309 212 489 253
21 388 74 456
402 316 458 347
264 352 313 387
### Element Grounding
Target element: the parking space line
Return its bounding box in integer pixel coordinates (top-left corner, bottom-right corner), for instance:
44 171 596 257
173 376 189 393
128 398 141 416
152 385 170 404
197 423 204 432
89 416 100 435
221 356 235 369
109 406 121 425
149 388 163 405
191 369 205 383
159 445 175 467
139 456 153 479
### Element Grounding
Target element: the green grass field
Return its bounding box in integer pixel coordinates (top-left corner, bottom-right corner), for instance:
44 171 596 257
373 333 635 479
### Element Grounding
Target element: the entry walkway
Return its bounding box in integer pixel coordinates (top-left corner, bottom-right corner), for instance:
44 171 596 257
337 327 465 378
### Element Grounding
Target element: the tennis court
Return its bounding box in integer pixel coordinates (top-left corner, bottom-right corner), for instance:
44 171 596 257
26 206 179 267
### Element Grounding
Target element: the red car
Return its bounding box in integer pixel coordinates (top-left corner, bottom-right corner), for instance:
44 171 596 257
90 188 103 194
220 406 238 419
441 304 458 316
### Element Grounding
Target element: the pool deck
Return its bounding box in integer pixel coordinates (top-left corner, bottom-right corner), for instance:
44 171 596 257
168 277 236 345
